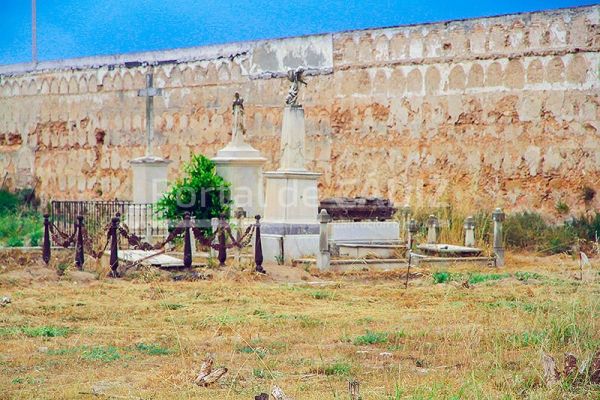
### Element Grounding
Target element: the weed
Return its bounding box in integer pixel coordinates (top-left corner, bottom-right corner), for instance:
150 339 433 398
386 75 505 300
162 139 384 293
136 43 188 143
252 368 268 378
353 331 388 345
160 303 185 310
509 331 546 347
467 272 510 285
432 271 454 284
134 343 172 356
555 200 570 215
81 346 121 362
311 290 333 300
322 361 352 376
514 271 543 281
0 326 71 338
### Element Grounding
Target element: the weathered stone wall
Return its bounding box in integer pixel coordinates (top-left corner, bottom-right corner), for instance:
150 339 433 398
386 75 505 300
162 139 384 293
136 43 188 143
1 5 599 216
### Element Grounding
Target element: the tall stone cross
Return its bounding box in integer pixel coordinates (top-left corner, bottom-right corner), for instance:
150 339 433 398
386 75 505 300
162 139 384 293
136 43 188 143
137 73 162 156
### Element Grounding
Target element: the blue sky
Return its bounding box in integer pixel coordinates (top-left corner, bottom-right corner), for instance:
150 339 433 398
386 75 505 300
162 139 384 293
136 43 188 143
0 0 594 65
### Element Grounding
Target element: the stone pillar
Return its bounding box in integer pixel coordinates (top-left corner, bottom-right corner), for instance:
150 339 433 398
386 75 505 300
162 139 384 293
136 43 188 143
492 208 505 267
280 106 306 171
210 217 219 258
128 155 171 239
407 219 418 257
400 204 411 243
464 216 475 247
316 209 331 270
426 215 439 244
234 206 246 267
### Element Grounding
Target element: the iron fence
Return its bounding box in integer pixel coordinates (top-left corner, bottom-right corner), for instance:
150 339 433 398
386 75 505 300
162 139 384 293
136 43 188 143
50 200 168 238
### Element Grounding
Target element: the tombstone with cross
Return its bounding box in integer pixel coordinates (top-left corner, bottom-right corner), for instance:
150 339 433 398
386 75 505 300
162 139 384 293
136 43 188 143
127 72 172 239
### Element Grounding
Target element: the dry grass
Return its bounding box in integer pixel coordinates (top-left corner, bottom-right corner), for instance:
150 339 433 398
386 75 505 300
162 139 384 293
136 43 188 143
0 254 599 399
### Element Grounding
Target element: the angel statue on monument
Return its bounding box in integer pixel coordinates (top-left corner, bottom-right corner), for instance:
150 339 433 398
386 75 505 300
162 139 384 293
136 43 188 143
285 67 307 107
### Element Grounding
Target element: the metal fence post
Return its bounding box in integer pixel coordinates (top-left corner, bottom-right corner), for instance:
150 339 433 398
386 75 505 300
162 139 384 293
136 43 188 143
75 215 85 270
42 214 51 265
183 212 192 269
254 215 265 273
109 217 120 277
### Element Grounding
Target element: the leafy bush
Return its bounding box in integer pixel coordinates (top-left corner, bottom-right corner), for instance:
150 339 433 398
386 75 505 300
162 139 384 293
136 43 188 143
0 190 20 215
504 212 577 254
569 212 600 242
156 154 231 230
504 212 548 249
0 211 42 247
6 237 24 247
29 229 43 246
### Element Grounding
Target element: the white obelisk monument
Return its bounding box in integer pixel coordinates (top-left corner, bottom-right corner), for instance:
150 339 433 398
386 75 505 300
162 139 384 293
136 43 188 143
212 93 267 217
261 68 321 263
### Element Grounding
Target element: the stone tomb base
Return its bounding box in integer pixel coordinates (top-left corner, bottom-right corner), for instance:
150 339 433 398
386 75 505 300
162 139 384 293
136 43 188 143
328 221 400 243
260 233 319 264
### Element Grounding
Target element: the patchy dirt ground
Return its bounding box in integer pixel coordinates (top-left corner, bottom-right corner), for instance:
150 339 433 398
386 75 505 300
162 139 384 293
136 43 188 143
0 252 599 399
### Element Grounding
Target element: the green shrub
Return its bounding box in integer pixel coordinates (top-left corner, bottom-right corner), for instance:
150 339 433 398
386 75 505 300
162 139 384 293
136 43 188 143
541 226 576 254
0 211 42 247
569 212 600 242
6 237 24 247
433 271 452 284
29 229 43 246
156 154 231 231
0 190 20 215
504 212 548 249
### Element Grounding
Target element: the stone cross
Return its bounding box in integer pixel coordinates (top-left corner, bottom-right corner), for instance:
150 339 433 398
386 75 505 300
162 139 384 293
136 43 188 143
492 208 505 267
138 73 163 156
464 216 476 247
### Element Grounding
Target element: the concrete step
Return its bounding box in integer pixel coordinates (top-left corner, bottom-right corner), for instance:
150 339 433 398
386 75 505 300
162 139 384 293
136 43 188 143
293 257 408 271
337 242 406 259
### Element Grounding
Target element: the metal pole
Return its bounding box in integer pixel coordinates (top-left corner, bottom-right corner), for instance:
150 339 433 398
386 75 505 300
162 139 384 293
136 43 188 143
254 215 265 273
109 217 120 277
75 215 84 270
217 214 227 267
183 212 192 269
32 0 37 64
42 214 51 265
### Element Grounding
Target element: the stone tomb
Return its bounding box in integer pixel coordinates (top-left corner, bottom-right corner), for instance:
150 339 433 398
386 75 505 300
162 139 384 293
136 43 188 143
261 105 321 263
212 93 266 217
